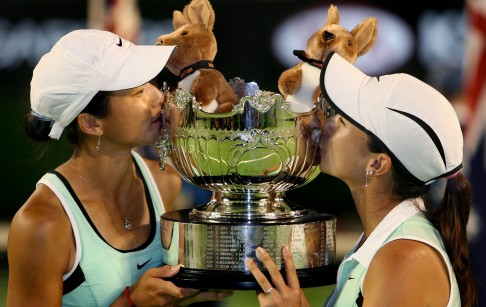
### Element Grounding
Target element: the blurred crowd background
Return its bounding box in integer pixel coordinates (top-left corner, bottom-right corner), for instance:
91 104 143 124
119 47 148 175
0 0 485 305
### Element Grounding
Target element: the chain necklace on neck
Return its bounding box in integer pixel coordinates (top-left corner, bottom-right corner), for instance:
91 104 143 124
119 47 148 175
69 160 133 230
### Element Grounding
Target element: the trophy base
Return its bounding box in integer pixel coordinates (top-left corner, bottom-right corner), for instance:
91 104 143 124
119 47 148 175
166 264 338 290
161 207 337 290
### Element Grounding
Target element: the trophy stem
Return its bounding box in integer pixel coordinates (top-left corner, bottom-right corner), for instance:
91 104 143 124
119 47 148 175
190 191 308 220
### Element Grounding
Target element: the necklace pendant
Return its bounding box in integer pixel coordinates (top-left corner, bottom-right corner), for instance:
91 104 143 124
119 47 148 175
124 217 133 230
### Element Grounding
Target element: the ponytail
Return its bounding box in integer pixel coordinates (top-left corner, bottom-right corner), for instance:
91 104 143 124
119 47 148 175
424 173 478 307
24 112 53 142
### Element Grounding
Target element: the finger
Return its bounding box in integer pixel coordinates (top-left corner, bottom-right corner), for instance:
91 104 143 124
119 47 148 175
157 279 196 297
149 266 200 298
256 247 286 289
281 244 300 289
190 289 233 302
245 257 273 295
150 264 182 279
179 291 233 307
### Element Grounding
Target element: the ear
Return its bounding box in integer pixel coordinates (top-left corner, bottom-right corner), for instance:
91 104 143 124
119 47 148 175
77 113 103 136
369 154 391 177
185 0 215 31
352 17 378 56
173 10 188 30
325 4 340 26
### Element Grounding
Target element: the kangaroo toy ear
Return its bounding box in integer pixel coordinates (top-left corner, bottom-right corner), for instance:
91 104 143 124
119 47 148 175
352 17 378 56
184 0 215 31
325 4 340 26
173 10 188 30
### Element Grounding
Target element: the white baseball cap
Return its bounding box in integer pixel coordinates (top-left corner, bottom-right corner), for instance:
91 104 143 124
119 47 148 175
30 29 176 139
320 51 463 185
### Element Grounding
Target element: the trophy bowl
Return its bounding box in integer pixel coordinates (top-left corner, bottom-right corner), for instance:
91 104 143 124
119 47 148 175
157 78 337 290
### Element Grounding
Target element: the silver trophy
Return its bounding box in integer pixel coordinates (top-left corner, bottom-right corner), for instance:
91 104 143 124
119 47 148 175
157 78 337 289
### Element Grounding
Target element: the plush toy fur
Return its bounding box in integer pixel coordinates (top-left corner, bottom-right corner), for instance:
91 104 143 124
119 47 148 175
156 0 238 113
278 4 378 112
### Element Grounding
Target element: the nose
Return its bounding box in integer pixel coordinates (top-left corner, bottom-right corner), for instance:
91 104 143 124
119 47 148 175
156 89 165 108
146 82 165 108
323 31 335 41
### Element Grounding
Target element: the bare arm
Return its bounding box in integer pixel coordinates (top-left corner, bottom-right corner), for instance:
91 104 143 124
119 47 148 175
7 185 73 307
363 239 450 307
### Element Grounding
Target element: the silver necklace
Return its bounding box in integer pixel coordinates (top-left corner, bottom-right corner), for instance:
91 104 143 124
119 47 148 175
69 160 133 230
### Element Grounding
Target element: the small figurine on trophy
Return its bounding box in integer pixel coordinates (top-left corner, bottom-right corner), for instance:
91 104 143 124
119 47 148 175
156 0 239 113
278 4 378 113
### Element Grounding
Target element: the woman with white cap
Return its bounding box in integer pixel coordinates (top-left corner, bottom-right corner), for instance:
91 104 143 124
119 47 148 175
245 51 477 306
7 29 232 306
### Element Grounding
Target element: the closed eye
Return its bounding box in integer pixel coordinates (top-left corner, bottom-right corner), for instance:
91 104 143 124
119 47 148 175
135 85 145 96
336 115 346 126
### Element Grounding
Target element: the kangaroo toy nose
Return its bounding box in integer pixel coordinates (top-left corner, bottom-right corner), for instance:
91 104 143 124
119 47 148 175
323 31 335 41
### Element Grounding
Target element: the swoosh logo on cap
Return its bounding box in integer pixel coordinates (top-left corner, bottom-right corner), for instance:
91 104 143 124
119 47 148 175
116 37 122 47
387 107 446 167
137 258 152 270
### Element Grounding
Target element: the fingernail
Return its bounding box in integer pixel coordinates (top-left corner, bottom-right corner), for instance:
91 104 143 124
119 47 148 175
256 247 265 261
244 258 253 267
171 264 181 272
282 244 290 253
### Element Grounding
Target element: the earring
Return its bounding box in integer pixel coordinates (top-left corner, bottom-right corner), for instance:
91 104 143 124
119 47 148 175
365 169 375 187
96 133 102 152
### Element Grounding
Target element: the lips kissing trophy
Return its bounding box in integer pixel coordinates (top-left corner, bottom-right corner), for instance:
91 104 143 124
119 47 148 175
155 0 377 290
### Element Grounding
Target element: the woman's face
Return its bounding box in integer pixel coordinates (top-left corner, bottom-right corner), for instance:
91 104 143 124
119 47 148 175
319 113 371 186
101 80 164 148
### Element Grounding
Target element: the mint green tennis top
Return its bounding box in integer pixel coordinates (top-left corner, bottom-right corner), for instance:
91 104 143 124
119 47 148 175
324 199 460 307
37 151 166 306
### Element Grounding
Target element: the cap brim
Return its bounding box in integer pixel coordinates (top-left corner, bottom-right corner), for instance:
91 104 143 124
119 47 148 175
319 51 368 130
102 45 177 91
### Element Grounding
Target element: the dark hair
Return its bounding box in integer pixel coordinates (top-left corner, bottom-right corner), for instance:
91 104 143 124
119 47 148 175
25 91 111 146
367 134 477 307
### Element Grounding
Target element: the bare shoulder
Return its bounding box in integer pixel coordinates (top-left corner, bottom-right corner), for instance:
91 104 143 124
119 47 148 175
143 158 182 188
9 184 72 255
8 183 73 300
143 158 182 211
363 239 450 306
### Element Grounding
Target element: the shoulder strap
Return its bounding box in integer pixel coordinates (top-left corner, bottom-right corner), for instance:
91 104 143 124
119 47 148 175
37 172 82 281
131 151 165 216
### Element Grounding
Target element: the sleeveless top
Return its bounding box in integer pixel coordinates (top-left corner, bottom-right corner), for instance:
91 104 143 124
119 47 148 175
37 151 166 306
324 199 460 307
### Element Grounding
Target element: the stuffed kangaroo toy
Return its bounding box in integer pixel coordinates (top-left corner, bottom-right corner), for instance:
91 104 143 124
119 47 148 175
278 4 378 112
156 0 238 113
